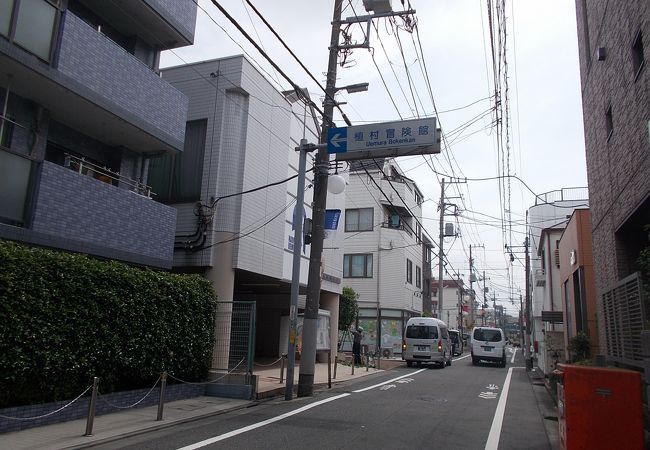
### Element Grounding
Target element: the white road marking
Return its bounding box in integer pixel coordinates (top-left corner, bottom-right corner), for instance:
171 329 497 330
510 347 518 363
484 367 523 450
486 384 499 390
380 384 396 390
479 392 498 399
179 360 464 449
176 393 350 450
454 354 471 361
352 368 426 393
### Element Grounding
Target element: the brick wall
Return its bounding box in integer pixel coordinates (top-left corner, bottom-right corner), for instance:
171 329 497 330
575 0 650 353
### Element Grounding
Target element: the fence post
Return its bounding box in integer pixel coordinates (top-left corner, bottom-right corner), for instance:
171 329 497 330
84 377 99 436
351 358 355 375
328 351 332 389
280 354 286 384
157 372 167 421
333 355 338 379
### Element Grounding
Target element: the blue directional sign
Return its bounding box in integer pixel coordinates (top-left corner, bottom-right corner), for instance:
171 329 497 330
327 117 440 161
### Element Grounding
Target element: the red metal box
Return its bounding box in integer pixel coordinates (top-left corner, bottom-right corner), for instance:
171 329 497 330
555 364 644 450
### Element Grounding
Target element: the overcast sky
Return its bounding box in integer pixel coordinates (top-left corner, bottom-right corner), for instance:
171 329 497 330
160 0 587 316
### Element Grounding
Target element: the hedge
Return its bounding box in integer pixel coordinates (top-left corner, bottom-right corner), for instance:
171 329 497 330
0 240 217 407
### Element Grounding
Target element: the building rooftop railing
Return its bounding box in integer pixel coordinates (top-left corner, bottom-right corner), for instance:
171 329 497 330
534 187 589 205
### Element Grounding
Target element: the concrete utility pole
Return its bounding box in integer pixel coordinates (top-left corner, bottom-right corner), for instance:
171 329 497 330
297 0 343 398
524 234 532 370
437 178 445 320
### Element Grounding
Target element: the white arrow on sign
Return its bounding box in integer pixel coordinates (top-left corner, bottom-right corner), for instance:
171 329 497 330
329 133 345 148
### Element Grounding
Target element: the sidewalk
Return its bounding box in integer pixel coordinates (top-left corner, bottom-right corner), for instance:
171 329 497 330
2 359 392 450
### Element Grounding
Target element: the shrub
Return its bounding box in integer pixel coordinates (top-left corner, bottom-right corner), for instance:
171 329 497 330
0 240 217 407
568 331 591 362
338 287 359 331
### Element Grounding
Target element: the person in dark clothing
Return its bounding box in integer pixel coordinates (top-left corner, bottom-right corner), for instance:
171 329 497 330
351 326 363 366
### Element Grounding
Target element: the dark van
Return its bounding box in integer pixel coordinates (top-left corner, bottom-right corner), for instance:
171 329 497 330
449 329 463 356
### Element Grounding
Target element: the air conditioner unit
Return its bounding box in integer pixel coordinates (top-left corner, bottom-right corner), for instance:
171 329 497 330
381 348 394 358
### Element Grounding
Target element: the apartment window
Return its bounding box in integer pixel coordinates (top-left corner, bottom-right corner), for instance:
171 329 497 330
605 105 613 141
2 0 62 62
416 266 421 288
343 254 373 278
415 222 422 244
345 208 373 232
149 119 207 202
415 191 422 204
406 259 413 284
632 30 645 80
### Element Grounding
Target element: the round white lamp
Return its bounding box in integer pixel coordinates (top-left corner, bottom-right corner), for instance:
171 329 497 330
327 173 346 194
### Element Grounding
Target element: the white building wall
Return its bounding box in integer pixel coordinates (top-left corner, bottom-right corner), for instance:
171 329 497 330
528 197 588 374
343 161 424 314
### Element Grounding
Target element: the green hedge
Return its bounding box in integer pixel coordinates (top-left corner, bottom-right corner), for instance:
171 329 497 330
0 240 217 407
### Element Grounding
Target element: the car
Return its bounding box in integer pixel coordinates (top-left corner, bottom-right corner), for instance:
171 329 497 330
470 327 507 367
402 317 453 368
449 329 463 356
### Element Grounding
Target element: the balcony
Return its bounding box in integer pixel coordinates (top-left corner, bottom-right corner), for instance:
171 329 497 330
77 0 197 49
0 8 188 154
0 160 177 268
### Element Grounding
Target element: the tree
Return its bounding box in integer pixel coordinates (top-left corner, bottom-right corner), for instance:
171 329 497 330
339 287 359 330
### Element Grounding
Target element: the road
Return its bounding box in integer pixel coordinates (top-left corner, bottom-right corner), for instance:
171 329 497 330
91 348 554 450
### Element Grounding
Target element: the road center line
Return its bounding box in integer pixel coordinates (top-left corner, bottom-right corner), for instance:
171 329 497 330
176 393 350 450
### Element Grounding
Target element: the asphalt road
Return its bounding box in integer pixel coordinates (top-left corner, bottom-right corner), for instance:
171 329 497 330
91 348 553 450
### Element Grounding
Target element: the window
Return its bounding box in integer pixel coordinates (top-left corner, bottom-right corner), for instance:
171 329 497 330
416 266 421 288
345 208 373 232
406 259 413 284
632 30 645 79
406 325 438 339
2 0 61 62
415 191 422 204
149 119 207 202
415 222 422 244
389 213 400 228
605 105 613 141
343 254 373 278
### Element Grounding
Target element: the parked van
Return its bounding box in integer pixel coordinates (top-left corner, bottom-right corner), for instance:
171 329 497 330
402 317 452 368
449 329 463 356
470 327 507 367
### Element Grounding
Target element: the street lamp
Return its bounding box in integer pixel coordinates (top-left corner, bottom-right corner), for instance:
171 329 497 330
336 82 369 94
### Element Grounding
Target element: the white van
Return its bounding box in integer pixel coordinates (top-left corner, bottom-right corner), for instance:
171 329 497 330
402 317 452 368
470 327 507 367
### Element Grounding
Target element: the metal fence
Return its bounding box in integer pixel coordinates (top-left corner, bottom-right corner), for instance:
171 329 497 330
212 301 256 374
603 272 647 366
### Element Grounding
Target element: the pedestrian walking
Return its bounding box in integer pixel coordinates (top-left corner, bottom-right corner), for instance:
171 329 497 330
351 326 363 366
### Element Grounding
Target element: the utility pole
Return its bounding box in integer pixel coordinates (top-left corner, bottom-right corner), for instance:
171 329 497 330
524 233 532 371
298 0 415 397
437 178 445 320
469 244 474 327
297 0 343 398
519 293 524 350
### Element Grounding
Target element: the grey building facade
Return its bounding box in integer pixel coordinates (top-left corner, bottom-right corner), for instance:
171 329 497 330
0 0 196 268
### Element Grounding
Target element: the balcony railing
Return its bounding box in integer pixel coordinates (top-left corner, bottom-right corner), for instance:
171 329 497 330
63 154 152 198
